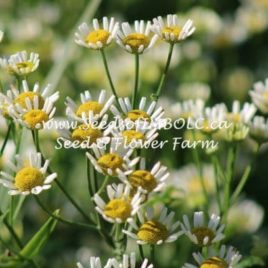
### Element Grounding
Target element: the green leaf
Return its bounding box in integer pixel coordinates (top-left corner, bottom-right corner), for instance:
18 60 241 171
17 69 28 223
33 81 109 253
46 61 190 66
235 256 265 268
19 209 59 259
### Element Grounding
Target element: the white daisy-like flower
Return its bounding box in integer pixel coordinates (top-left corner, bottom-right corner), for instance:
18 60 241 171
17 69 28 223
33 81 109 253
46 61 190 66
86 138 139 177
249 115 268 143
123 205 183 245
193 104 226 134
117 158 169 194
249 78 268 113
110 119 159 148
93 183 143 223
0 152 57 195
181 211 225 246
171 99 205 120
110 97 166 129
183 245 242 268
0 51 39 76
116 21 158 54
66 89 115 121
224 100 256 124
8 97 56 129
75 17 119 50
152 14 195 43
0 93 12 118
5 80 59 109
59 115 111 147
77 252 153 268
0 31 4 43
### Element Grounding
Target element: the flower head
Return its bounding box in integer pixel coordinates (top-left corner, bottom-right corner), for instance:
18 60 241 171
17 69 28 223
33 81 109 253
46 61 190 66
152 14 195 43
116 21 158 54
75 17 118 49
110 97 166 128
183 245 242 268
249 116 268 143
181 211 225 246
9 98 56 129
124 206 182 245
249 78 268 113
118 158 169 194
94 184 143 223
0 152 57 195
66 89 114 121
86 138 139 176
0 51 39 76
77 252 153 268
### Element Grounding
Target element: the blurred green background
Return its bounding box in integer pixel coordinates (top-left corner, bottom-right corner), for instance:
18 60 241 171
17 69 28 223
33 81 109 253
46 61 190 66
0 0 268 267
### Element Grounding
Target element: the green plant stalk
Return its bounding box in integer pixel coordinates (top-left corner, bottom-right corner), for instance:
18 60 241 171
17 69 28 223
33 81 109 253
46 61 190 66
154 43 174 100
34 196 97 231
0 121 13 156
100 49 121 108
132 54 139 108
223 145 237 225
31 130 92 223
96 175 110 195
114 223 124 260
211 155 223 213
150 245 155 263
139 244 145 259
86 156 94 198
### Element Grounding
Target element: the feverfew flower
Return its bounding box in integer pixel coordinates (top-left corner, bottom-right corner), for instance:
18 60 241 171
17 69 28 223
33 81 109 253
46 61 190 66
123 206 182 245
183 245 242 268
75 17 119 49
0 51 39 76
152 14 195 43
0 152 57 195
77 252 153 268
9 98 56 129
181 211 225 246
110 97 166 128
249 116 268 143
6 80 59 109
93 184 143 223
66 90 114 121
86 139 139 177
118 158 169 194
249 78 268 113
116 21 158 54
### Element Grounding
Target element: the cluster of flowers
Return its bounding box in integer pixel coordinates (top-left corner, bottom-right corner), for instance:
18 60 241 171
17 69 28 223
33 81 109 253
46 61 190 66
2 13 267 268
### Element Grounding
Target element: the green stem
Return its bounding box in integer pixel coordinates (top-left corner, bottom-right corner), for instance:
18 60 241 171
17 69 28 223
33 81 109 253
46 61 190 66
0 121 12 156
31 131 92 223
139 245 145 259
34 196 97 231
114 223 123 260
100 49 121 108
132 54 139 108
154 43 174 101
86 157 94 198
211 155 222 214
150 245 155 263
96 175 110 195
223 145 237 224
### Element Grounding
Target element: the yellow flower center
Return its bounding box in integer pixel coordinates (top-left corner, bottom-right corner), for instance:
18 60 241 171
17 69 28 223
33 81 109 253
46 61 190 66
180 111 193 119
15 167 44 192
16 61 34 70
200 257 228 268
104 198 132 221
162 26 181 41
191 227 215 245
14 92 44 109
128 170 157 192
71 124 102 144
85 29 110 44
137 220 168 244
201 119 217 134
263 91 268 100
227 113 241 123
122 130 145 144
97 153 123 174
123 33 150 53
23 109 49 129
76 101 103 117
126 109 150 122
